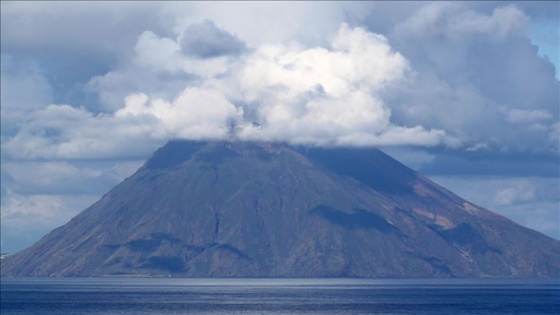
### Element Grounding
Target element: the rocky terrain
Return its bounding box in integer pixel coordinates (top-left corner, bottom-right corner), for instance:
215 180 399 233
1 140 559 277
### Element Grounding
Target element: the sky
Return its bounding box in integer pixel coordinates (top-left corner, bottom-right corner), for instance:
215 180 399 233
1 1 559 253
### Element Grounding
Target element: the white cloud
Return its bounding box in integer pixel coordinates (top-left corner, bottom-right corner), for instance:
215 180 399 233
0 190 99 253
4 23 456 160
1 104 164 160
466 142 490 152
4 1 557 155
3 162 100 191
133 31 182 72
165 2 370 48
117 87 242 140
88 29 237 111
227 24 454 146
24 2 554 155
385 2 559 155
494 186 535 206
431 176 560 208
431 176 560 239
0 157 143 252
133 29 234 78
393 3 528 40
505 108 553 123
2 2 559 252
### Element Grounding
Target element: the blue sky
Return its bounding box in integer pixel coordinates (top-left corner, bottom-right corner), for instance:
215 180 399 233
530 16 559 79
1 1 559 253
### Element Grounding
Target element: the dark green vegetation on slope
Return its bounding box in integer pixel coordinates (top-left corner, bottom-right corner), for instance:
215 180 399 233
1 141 559 277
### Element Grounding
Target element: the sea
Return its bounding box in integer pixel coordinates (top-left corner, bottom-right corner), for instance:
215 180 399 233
1 277 558 314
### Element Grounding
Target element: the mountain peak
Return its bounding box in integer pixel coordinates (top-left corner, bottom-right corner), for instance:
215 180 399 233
2 140 559 277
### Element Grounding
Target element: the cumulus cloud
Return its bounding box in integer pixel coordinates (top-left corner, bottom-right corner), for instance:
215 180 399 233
3 1 558 156
4 23 456 161
7 2 556 157
89 28 240 111
394 3 528 40
227 24 454 146
0 1 168 111
1 2 559 251
1 104 165 160
117 88 242 140
383 2 559 155
165 2 371 48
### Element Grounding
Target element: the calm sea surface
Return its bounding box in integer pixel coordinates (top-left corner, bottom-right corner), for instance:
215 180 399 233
1 277 558 314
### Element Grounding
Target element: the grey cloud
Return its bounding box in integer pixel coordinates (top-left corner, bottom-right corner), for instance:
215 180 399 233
0 191 100 253
417 152 560 178
1 104 167 161
84 23 452 150
5 2 556 156
502 1 559 19
0 57 54 136
375 3 559 156
180 20 247 58
170 2 347 48
505 108 553 123
362 2 428 35
2 1 559 252
88 66 199 111
1 1 168 109
1 160 143 195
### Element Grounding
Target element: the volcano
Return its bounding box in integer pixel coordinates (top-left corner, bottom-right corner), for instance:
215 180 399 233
1 140 558 277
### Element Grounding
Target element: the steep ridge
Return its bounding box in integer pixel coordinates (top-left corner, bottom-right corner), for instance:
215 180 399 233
2 140 558 277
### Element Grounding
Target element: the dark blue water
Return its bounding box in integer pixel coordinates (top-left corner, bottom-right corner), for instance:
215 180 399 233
1 278 558 314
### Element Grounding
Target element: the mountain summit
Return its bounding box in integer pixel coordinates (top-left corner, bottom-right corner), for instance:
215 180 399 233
2 141 559 277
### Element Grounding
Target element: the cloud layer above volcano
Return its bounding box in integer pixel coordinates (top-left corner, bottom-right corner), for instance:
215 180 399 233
1 1 558 251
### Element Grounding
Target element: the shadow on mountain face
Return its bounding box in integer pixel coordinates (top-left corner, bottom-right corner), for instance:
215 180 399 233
125 233 181 252
3 140 559 278
299 147 417 195
140 256 186 273
434 223 502 255
310 205 397 232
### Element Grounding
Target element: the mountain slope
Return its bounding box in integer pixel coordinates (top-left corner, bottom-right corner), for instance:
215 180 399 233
2 140 559 277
